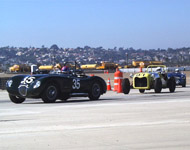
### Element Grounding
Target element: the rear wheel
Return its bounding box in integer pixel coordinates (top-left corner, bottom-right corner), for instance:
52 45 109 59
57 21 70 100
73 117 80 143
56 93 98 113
122 78 130 94
154 78 162 93
88 82 101 100
168 77 176 92
41 84 58 103
9 94 25 104
139 89 145 93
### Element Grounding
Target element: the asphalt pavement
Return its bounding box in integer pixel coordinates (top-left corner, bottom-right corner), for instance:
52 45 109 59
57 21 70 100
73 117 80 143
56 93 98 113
0 86 190 150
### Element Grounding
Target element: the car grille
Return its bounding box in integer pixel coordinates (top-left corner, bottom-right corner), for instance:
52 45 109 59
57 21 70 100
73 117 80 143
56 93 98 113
19 85 27 96
135 77 147 87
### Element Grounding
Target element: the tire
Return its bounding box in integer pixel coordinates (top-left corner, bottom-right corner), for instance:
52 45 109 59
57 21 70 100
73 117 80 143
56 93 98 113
41 84 58 103
139 89 145 93
9 94 25 104
154 78 162 93
88 82 101 100
168 77 176 93
60 93 70 102
182 79 186 87
122 78 130 94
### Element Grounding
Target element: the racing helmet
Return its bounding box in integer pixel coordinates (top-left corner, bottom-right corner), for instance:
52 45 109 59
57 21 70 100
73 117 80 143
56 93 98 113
175 68 179 73
61 66 69 72
155 67 161 72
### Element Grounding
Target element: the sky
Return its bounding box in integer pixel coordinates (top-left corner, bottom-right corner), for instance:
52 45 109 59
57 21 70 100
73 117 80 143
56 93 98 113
0 0 190 49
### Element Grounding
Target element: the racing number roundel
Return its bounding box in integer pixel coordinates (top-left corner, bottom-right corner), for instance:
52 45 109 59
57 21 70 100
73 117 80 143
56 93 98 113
72 79 80 89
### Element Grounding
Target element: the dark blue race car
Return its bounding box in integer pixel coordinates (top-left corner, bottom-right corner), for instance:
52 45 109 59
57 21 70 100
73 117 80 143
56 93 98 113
168 69 186 87
6 62 107 103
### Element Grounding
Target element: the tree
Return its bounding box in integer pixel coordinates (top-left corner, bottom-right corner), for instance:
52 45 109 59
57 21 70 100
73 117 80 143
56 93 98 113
50 44 59 50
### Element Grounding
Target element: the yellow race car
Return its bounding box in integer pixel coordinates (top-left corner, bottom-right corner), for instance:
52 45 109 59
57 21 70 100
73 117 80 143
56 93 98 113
133 65 176 93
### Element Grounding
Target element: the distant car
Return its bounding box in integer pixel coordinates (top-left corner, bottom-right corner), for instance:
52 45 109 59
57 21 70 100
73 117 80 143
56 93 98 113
6 62 107 103
168 69 186 87
132 65 176 93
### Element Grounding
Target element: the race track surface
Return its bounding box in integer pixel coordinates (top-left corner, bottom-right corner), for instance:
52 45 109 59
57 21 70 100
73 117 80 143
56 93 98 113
0 86 190 150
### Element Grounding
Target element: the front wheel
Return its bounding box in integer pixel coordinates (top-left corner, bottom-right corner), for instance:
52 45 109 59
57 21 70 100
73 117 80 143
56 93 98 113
154 78 162 93
168 77 176 93
182 79 186 87
9 94 25 104
122 78 130 94
88 82 101 100
41 84 58 103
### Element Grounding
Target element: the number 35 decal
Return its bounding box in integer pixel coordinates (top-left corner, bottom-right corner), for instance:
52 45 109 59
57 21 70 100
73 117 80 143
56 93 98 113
72 79 80 89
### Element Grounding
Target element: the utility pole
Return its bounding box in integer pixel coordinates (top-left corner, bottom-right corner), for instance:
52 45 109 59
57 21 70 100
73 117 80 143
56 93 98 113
126 53 128 66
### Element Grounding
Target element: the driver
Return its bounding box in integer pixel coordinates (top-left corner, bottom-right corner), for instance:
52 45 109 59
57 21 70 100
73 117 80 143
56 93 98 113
61 66 69 73
175 68 180 73
155 67 162 73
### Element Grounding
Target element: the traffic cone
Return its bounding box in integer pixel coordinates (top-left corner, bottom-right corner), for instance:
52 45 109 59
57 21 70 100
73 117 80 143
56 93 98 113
117 79 123 93
107 78 111 91
106 70 109 74
140 67 142 72
113 68 123 91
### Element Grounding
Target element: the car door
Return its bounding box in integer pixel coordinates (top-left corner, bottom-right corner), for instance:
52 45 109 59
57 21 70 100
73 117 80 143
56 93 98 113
59 74 73 93
71 75 91 93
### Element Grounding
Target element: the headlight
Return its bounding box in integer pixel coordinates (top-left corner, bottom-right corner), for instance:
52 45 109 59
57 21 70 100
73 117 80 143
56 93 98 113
6 80 13 87
33 81 41 89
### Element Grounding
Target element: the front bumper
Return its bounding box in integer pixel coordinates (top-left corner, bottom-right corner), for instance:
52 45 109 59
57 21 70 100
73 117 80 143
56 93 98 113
7 85 42 98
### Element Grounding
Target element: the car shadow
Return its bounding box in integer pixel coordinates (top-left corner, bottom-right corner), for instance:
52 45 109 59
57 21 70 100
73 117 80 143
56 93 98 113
142 91 186 94
23 98 121 104
0 100 11 103
63 98 122 103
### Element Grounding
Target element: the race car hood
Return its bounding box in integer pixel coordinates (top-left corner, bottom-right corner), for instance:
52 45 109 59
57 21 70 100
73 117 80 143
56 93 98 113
133 72 150 78
6 74 49 90
6 74 56 97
